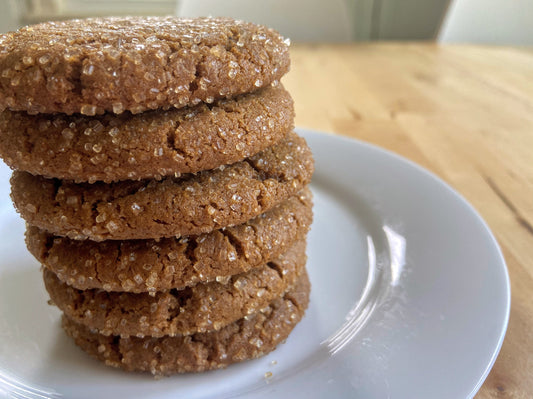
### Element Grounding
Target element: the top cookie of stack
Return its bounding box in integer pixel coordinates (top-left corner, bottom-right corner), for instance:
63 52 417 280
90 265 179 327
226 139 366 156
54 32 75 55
0 17 289 115
0 16 292 182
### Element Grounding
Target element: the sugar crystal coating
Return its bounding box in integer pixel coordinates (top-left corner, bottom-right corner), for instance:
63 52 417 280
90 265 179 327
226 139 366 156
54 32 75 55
0 85 293 181
60 272 309 375
44 240 306 337
11 132 314 240
27 190 312 292
0 17 290 114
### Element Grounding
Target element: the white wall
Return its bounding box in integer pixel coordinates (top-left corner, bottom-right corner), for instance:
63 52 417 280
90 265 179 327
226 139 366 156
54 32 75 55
177 0 354 42
0 0 25 33
177 0 451 42
439 0 533 45
376 0 450 40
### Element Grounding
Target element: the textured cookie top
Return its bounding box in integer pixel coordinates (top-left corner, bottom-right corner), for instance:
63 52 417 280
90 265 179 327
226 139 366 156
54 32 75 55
0 85 293 182
11 132 314 241
61 271 310 375
28 189 312 292
45 239 306 337
0 17 290 115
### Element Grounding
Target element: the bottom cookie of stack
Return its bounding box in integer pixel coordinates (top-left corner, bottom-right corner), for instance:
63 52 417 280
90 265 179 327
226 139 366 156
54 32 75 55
61 272 310 375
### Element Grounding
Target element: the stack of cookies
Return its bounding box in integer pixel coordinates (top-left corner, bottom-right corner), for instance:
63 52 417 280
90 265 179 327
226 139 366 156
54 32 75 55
0 17 313 374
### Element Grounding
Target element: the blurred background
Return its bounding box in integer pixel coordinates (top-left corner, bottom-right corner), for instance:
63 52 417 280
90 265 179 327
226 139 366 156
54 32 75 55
0 0 532 44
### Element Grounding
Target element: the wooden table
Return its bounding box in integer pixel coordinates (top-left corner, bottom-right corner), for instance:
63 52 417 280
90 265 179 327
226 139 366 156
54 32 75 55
284 43 533 398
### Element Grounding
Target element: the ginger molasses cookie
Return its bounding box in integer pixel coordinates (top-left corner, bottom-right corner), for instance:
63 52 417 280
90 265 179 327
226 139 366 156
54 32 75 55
28 189 312 292
0 17 290 115
44 240 306 337
61 272 310 375
11 132 313 240
0 85 293 182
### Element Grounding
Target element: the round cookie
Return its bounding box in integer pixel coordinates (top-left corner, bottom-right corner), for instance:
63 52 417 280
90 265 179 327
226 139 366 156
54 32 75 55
44 240 306 337
0 17 290 115
11 132 314 241
61 272 310 375
27 189 312 292
0 85 293 182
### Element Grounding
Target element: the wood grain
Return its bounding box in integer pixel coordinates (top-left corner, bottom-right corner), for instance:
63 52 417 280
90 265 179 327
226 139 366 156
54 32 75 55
284 43 533 398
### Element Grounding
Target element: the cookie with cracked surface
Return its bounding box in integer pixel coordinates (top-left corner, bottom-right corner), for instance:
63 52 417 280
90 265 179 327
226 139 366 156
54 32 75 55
0 17 289 115
61 271 309 375
0 85 293 182
44 239 306 337
27 189 312 293
11 132 314 241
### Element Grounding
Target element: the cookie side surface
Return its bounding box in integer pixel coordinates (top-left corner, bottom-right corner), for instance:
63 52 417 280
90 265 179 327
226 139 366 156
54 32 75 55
0 85 293 182
27 189 312 292
61 271 309 374
0 17 290 115
45 240 307 337
11 132 314 240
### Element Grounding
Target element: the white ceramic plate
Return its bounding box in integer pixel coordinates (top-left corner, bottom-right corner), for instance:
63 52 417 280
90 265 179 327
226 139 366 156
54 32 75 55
0 129 510 399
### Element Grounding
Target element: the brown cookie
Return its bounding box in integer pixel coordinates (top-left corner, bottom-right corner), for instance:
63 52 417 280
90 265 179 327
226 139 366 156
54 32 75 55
0 17 290 115
11 132 314 241
61 271 310 375
27 189 312 292
44 239 306 337
0 85 293 183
